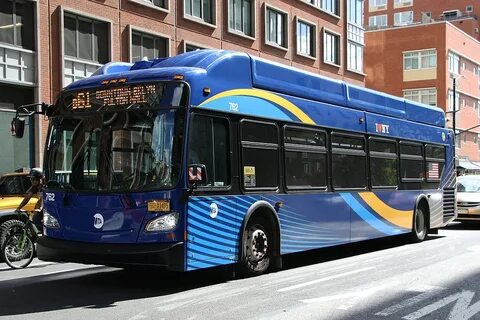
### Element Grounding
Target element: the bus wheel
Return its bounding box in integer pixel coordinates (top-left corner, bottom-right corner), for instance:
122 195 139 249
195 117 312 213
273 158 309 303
411 207 427 243
240 217 272 276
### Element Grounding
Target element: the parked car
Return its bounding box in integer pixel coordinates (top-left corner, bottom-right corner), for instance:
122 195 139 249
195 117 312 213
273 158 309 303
456 175 480 223
0 171 39 248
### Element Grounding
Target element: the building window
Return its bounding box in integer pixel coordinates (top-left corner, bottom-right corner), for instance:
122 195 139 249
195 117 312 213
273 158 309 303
0 0 34 50
266 7 287 48
403 50 436 70
297 19 316 57
131 31 168 62
185 0 215 24
404 88 437 106
185 43 206 52
347 0 364 73
138 0 168 9
448 52 460 74
394 0 413 7
228 0 254 37
303 0 339 15
448 90 460 111
394 11 413 25
324 30 340 65
64 13 109 64
368 15 387 27
369 0 386 9
319 0 339 15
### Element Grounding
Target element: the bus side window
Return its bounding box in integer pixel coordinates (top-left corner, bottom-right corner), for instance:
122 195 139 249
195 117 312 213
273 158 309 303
188 115 230 187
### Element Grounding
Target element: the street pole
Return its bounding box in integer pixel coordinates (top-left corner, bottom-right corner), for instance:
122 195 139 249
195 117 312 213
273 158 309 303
453 77 456 159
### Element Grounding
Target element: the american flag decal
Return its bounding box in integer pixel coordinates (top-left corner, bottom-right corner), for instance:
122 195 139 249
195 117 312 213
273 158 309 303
428 162 439 179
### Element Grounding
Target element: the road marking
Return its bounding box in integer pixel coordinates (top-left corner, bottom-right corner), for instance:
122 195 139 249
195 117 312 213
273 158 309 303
376 285 444 316
301 280 400 310
277 267 374 292
403 290 480 320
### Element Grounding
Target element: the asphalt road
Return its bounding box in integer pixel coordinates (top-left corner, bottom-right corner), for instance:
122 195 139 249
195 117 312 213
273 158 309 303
1 223 480 320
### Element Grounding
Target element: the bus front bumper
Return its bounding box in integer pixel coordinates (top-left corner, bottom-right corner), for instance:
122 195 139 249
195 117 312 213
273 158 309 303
37 236 185 271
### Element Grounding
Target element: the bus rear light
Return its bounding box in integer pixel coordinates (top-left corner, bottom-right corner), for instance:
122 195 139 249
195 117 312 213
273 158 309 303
146 212 179 232
173 74 184 80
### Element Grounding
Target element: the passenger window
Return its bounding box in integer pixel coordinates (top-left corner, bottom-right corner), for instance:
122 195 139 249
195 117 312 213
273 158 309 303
331 134 366 189
400 142 424 181
187 115 230 187
284 127 327 189
369 139 398 188
425 145 445 181
241 121 279 189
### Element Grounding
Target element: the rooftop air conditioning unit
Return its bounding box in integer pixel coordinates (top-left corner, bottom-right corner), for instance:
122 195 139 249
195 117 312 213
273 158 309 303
442 10 462 19
475 28 480 33
466 5 474 13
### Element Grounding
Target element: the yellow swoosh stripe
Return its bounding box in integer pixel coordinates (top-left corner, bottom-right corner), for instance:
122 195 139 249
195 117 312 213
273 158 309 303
199 89 315 124
359 192 413 229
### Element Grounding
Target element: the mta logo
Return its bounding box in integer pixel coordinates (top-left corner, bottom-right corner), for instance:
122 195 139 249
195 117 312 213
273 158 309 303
375 123 390 134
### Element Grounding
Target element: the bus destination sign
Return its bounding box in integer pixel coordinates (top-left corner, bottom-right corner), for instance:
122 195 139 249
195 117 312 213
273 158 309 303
71 84 157 110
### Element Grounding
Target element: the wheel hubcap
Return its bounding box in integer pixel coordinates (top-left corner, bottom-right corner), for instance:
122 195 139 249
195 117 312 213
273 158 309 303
248 228 268 262
416 211 425 235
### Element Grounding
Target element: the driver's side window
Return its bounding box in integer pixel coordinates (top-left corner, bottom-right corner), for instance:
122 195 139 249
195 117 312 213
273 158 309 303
187 115 230 187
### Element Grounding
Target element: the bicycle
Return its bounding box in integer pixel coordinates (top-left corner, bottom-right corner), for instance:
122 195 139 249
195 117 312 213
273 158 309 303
1 210 40 269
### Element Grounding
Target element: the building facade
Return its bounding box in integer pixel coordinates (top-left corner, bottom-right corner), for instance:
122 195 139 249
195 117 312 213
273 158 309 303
364 0 480 162
0 0 366 174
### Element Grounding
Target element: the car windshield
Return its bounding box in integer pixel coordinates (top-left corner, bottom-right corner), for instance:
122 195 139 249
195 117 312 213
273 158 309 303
44 82 187 192
457 177 480 193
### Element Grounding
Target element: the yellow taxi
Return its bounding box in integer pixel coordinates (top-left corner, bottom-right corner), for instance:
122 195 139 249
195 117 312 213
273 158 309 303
0 171 40 249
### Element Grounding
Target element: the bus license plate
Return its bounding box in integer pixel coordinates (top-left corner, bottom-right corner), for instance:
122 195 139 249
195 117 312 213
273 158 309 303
148 200 170 212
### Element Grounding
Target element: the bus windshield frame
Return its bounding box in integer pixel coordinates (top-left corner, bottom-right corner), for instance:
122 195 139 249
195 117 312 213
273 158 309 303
44 81 188 193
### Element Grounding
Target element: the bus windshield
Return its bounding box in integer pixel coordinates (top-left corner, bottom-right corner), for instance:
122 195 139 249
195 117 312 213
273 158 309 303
44 82 187 192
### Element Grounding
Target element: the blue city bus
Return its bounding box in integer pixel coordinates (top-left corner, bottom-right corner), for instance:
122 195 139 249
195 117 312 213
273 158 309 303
30 50 455 276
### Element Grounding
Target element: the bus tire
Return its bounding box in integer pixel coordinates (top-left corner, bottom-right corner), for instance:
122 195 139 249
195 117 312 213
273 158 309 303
240 216 273 277
411 207 427 243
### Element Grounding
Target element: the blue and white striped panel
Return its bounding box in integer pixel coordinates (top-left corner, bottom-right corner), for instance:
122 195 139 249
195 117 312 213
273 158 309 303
187 196 244 271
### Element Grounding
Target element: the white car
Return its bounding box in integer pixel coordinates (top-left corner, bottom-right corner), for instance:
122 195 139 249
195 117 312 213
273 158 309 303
456 175 480 223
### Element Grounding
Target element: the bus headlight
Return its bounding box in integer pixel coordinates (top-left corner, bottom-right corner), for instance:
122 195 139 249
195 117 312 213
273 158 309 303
43 211 60 229
146 212 179 232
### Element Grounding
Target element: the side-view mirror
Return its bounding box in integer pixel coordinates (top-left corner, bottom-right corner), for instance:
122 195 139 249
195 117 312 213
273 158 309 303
187 164 207 187
11 117 25 138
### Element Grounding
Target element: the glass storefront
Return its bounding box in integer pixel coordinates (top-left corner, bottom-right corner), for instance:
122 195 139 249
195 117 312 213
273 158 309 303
0 84 34 175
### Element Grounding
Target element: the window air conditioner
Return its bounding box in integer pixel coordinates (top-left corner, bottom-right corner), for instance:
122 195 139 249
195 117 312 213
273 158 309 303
442 10 462 19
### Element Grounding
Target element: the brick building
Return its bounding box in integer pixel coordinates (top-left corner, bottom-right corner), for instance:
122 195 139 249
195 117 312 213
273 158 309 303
0 0 366 173
365 0 480 163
